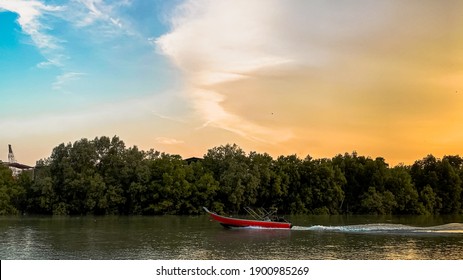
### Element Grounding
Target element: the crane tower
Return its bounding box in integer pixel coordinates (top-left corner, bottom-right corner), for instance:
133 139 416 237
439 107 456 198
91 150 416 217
8 144 17 163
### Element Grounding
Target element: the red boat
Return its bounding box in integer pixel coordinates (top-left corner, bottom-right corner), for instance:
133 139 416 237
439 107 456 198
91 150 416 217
203 207 292 229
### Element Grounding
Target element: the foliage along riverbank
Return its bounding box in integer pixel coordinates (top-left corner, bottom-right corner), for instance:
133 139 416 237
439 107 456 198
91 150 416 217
1 136 462 215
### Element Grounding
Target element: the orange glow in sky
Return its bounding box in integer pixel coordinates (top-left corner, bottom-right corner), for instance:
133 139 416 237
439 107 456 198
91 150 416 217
1 0 462 166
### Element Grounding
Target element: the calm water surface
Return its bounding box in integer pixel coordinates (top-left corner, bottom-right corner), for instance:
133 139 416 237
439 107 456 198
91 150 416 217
1 215 463 260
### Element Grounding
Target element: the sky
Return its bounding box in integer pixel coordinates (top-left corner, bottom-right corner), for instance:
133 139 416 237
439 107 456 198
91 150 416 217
1 0 462 166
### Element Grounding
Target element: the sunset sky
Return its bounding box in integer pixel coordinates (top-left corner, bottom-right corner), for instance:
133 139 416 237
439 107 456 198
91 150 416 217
1 0 462 166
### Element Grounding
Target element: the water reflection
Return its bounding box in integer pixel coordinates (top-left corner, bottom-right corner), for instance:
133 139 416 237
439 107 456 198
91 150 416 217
1 215 463 260
213 227 291 242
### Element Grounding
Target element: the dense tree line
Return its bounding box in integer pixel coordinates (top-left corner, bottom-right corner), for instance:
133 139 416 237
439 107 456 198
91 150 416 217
1 136 462 215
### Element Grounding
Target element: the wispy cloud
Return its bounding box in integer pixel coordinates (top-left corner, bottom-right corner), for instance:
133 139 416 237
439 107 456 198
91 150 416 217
0 0 64 66
52 72 86 92
156 0 295 144
155 137 184 145
70 0 134 36
157 0 463 160
1 0 140 92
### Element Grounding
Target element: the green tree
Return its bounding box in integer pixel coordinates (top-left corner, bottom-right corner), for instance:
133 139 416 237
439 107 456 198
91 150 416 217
308 159 346 214
360 187 397 215
411 155 462 214
386 166 424 214
436 159 462 213
186 161 220 214
203 144 259 213
274 155 303 213
420 185 439 214
9 134 463 216
0 165 26 215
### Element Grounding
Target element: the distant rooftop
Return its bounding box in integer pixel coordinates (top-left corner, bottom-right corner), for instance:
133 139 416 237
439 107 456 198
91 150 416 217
185 157 203 164
1 161 33 169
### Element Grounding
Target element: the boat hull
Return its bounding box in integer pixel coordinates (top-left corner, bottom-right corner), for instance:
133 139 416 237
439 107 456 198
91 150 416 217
203 207 292 229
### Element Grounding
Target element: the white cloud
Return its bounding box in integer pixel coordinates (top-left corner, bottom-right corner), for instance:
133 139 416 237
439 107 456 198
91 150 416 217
155 137 184 145
157 0 290 85
0 0 135 70
0 0 63 57
164 0 462 165
74 0 119 27
156 0 300 144
156 0 397 85
70 0 135 37
156 0 463 148
37 60 57 69
36 54 69 68
189 89 292 143
52 72 86 91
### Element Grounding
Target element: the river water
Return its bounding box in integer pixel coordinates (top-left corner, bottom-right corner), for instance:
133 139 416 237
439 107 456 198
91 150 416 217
1 215 463 260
